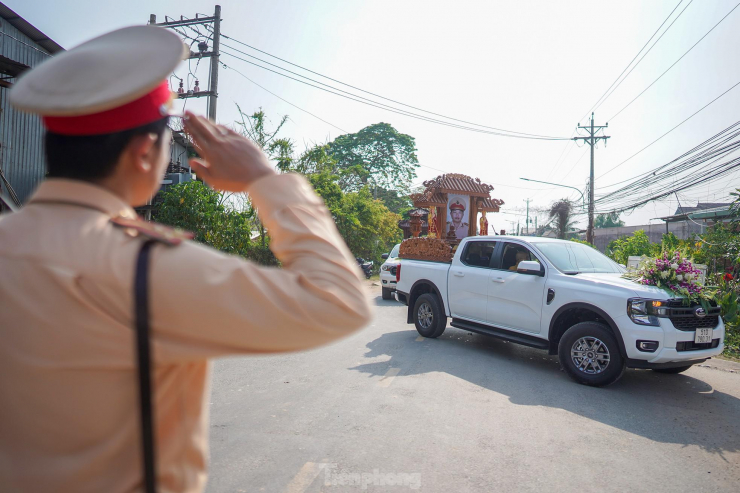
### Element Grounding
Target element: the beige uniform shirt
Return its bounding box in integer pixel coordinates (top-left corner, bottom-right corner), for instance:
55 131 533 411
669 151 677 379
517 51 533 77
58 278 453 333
0 174 371 493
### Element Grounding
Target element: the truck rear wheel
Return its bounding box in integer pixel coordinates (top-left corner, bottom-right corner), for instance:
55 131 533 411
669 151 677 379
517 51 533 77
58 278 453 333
558 322 625 387
413 293 446 338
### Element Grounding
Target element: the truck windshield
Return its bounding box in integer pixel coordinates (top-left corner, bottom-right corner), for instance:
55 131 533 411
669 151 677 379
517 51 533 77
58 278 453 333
389 244 400 258
535 242 623 274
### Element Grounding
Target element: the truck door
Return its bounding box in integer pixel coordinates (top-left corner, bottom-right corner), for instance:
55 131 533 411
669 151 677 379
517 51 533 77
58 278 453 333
448 240 497 323
487 242 546 334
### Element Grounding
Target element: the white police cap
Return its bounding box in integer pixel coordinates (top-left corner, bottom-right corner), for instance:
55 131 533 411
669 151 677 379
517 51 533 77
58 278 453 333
10 25 187 117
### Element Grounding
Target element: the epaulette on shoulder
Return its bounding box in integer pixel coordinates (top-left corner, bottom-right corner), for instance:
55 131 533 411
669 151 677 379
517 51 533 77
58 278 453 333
110 216 194 246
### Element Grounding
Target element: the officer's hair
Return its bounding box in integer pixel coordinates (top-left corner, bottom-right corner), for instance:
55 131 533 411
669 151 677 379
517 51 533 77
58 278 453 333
44 117 170 181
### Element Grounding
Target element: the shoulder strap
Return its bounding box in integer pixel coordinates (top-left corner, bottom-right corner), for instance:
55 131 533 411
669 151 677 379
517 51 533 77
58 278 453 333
135 240 158 493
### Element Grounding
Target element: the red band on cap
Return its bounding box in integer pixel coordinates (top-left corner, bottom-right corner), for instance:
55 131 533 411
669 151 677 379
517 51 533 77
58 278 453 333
43 81 173 136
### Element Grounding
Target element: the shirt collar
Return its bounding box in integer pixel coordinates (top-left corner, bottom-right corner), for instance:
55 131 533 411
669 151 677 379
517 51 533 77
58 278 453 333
28 179 138 219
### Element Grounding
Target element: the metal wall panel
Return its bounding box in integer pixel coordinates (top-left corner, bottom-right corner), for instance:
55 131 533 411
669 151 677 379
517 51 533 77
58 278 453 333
0 18 52 204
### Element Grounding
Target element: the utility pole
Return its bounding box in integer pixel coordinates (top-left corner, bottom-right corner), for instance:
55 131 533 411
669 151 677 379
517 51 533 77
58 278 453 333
149 6 221 121
523 198 532 235
208 5 221 120
573 112 610 244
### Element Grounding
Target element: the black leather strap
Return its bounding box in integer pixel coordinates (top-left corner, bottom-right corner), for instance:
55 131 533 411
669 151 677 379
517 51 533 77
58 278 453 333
135 240 158 493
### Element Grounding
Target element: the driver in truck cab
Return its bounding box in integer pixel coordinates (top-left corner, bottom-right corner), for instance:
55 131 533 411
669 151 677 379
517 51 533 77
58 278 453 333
509 250 530 271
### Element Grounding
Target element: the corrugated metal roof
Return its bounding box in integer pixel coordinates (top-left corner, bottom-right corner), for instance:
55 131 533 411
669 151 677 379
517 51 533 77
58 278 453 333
657 204 733 222
0 3 64 54
0 6 63 205
422 173 494 196
674 202 731 215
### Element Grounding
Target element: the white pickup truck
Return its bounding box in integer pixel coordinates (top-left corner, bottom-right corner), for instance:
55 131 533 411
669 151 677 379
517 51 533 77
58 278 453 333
394 236 725 386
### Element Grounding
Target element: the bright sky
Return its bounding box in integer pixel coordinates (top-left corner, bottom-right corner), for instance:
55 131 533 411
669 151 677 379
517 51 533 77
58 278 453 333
14 0 740 230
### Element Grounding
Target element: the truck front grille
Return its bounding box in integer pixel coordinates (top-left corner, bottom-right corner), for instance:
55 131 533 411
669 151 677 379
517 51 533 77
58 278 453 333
665 300 721 331
669 315 720 331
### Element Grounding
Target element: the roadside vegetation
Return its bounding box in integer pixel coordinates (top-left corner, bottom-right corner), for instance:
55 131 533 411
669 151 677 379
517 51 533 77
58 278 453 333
156 106 409 273
601 191 740 358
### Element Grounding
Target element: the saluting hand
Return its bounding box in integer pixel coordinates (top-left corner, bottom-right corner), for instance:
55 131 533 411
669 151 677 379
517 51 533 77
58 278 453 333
183 111 276 192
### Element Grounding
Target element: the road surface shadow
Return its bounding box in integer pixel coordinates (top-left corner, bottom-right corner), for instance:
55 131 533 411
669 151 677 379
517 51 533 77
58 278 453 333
372 295 405 307
350 326 740 456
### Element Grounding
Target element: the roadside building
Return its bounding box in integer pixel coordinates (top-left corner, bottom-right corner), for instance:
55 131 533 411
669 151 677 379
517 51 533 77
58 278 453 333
0 2 63 210
586 202 733 252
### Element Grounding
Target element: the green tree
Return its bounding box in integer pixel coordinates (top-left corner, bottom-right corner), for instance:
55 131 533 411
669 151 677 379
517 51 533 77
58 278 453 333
606 230 660 265
548 199 575 239
691 224 740 273
234 105 296 246
327 123 419 194
307 172 402 268
154 181 278 265
292 144 336 175
373 187 413 216
235 104 294 172
730 188 740 222
594 212 625 228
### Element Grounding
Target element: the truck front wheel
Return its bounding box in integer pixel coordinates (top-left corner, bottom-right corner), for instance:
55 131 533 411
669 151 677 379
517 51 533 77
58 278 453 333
558 322 625 387
413 293 447 338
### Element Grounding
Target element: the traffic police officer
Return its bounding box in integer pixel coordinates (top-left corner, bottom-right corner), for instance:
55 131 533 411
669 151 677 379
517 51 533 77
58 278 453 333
0 26 371 492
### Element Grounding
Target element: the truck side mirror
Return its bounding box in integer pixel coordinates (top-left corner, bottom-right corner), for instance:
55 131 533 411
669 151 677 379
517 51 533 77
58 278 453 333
517 261 544 277
381 253 389 260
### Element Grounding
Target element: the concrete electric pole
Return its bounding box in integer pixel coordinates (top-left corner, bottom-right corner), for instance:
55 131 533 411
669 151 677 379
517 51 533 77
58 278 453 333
149 6 222 121
523 198 532 235
573 113 610 244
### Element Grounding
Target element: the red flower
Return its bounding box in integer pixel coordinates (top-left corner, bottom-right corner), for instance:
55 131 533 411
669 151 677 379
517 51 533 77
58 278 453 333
724 273 734 281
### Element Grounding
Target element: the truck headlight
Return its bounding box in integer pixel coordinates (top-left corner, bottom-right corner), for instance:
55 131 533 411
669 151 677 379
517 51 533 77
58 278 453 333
627 298 668 326
382 265 390 271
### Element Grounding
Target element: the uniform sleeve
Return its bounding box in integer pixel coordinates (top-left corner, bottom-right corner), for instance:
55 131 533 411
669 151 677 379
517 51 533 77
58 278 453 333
148 173 372 362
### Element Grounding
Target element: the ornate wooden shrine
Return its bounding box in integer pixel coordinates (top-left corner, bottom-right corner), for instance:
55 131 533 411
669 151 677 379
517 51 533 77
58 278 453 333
399 174 504 262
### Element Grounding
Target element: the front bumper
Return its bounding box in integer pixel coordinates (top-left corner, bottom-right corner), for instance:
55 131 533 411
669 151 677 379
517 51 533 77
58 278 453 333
616 312 725 364
379 273 397 290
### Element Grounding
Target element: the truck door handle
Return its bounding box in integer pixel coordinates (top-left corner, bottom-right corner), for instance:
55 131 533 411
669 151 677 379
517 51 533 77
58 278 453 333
491 277 505 283
453 271 464 277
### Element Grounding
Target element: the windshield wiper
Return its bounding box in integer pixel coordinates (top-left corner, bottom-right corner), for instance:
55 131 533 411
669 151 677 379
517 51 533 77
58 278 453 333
563 270 580 275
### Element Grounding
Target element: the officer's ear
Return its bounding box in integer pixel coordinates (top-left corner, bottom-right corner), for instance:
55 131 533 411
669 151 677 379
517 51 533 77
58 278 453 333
126 133 160 173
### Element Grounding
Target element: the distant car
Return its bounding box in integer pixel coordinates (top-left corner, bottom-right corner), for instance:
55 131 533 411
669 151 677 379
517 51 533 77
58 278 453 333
379 243 401 300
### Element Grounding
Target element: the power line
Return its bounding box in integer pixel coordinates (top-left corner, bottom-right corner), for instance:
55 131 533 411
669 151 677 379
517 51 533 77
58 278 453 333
414 162 560 191
218 32 569 140
219 61 561 193
222 63 349 134
220 50 571 140
579 0 688 122
596 78 740 180
593 122 740 213
560 147 591 182
608 1 740 122
598 124 740 204
595 159 740 214
599 119 740 191
593 0 694 115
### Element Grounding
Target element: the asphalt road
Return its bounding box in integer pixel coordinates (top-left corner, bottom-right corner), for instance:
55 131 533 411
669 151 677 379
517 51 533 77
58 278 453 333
205 282 740 493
